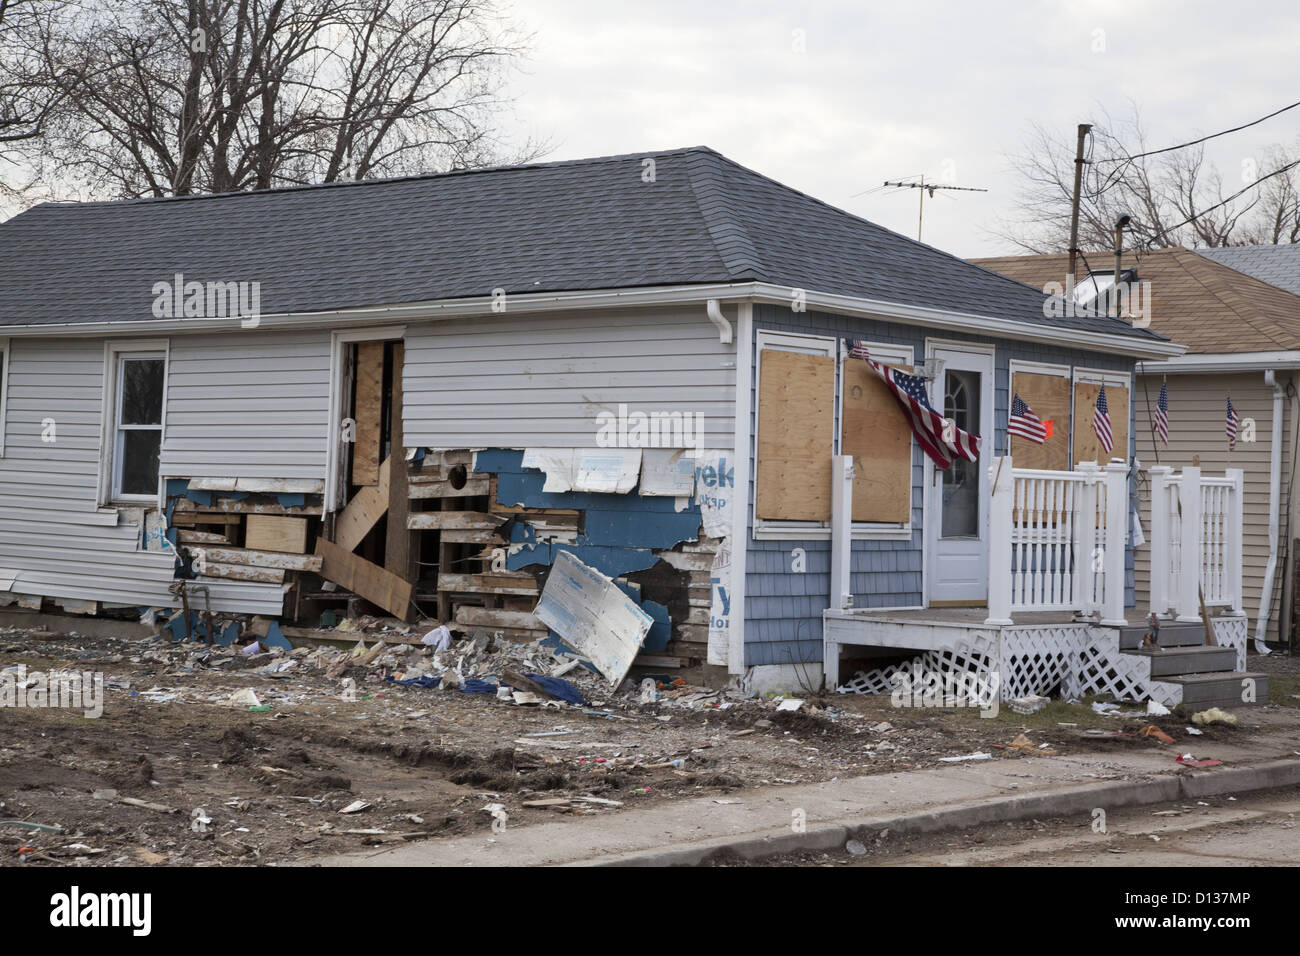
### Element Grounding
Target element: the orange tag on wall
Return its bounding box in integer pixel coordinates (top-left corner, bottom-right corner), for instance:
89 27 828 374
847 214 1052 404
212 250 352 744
1042 419 1054 439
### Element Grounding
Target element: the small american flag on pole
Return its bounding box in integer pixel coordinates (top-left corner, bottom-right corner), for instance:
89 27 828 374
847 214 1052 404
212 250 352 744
851 342 980 469
1008 393 1046 444
1093 385 1114 455
1227 396 1238 450
1153 380 1169 446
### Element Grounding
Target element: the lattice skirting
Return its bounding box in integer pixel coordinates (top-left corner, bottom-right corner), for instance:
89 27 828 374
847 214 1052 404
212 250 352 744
837 635 999 706
1214 616 1248 671
1068 631 1160 704
999 626 1091 700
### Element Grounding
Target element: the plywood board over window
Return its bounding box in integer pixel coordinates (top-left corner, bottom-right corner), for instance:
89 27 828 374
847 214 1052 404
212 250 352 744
1072 381 1130 463
756 349 835 521
1010 371 1071 471
842 357 911 523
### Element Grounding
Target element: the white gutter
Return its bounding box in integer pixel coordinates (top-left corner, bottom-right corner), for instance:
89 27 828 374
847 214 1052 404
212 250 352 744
729 303 753 676
1143 350 1300 374
0 281 1184 360
1255 369 1283 654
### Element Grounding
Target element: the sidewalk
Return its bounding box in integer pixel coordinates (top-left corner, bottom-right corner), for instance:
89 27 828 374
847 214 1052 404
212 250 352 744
318 716 1300 866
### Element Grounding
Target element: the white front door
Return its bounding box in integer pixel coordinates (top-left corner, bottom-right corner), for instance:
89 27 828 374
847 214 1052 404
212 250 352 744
927 344 995 605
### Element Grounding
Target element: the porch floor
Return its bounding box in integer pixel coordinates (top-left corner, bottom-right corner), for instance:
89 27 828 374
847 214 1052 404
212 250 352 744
829 607 1085 627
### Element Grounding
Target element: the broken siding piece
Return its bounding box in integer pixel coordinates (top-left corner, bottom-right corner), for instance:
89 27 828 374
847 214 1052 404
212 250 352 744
639 449 697 496
197 547 322 573
535 550 653 687
187 477 324 494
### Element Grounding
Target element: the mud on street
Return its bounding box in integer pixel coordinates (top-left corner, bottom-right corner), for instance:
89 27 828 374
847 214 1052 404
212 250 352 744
1 627 1295 866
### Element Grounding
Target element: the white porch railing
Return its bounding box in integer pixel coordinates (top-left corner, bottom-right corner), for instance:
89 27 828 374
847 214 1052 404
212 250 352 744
1149 465 1244 621
987 458 1129 626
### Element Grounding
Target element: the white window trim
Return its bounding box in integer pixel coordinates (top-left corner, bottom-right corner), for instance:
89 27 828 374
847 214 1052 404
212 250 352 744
0 337 9 457
99 339 169 509
752 330 838 541
842 339 914 541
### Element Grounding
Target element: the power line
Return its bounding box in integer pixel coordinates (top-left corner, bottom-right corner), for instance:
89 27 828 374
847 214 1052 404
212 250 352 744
1094 98 1300 166
1144 156 1300 247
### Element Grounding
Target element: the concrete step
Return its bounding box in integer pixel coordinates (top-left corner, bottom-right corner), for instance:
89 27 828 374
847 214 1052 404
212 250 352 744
1114 620 1209 650
1162 671 1269 708
1123 644 1240 677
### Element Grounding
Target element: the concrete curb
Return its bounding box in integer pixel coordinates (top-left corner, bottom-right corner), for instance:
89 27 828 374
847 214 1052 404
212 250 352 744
584 758 1300 866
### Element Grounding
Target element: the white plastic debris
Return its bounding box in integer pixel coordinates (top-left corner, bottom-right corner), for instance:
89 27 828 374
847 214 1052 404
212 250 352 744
227 688 261 707
421 625 452 652
776 698 805 712
938 752 993 763
1147 700 1171 716
1010 695 1050 715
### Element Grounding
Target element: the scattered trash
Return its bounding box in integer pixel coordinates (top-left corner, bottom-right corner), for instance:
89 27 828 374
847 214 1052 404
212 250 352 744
227 688 261 708
938 752 992 763
421 625 452 651
1146 700 1171 716
1191 707 1238 727
776 698 804 712
1010 695 1049 715
1176 754 1223 767
1186 727 1203 735
1007 733 1058 756
845 839 867 856
1139 725 1176 745
338 800 371 814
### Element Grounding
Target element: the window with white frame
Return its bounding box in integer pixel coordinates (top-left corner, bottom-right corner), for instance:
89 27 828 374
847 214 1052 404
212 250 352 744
107 348 167 502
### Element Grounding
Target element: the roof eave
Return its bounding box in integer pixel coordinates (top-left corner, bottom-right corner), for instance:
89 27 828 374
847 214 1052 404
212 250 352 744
1140 350 1300 374
0 281 1183 359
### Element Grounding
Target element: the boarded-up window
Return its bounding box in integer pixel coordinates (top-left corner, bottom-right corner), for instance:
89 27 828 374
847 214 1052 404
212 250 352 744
755 348 835 521
842 357 912 523
1010 370 1071 471
1072 380 1130 463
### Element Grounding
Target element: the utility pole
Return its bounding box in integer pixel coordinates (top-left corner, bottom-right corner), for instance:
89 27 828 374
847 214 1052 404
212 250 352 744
1067 123 1092 281
881 178 990 241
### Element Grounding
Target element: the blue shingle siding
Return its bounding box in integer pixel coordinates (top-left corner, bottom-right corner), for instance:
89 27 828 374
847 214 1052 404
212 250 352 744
743 304 1138 667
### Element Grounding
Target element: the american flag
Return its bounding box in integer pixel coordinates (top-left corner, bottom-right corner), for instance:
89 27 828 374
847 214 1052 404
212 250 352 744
1227 396 1238 450
1153 381 1169 446
1008 393 1046 444
1093 385 1114 455
852 342 980 469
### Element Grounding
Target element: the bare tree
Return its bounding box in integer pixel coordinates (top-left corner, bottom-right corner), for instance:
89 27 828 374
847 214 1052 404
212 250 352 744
992 104 1300 253
8 0 539 199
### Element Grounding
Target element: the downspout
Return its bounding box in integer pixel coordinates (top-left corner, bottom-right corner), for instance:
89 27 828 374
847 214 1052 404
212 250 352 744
1255 369 1283 654
706 298 734 344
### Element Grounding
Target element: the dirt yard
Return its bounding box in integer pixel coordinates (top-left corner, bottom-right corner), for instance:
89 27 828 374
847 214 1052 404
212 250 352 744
0 627 1294 866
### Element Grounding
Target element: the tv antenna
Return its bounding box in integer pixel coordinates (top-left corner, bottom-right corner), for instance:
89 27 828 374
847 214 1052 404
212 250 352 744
879 176 989 241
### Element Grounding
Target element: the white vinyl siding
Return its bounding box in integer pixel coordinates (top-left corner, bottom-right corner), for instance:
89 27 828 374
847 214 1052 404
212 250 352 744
402 308 736 449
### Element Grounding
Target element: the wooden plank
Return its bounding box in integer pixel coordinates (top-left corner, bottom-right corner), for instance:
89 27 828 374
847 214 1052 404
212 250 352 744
352 341 384 486
407 511 507 531
177 530 230 544
245 514 308 554
333 457 391 552
198 547 322 573
315 537 414 621
438 572 540 596
172 498 322 516
454 606 545 630
409 476 491 498
842 357 912 523
755 349 835 521
1072 381 1130 464
439 529 506 545
489 502 580 518
1011 371 1071 471
198 563 285 584
385 343 413 579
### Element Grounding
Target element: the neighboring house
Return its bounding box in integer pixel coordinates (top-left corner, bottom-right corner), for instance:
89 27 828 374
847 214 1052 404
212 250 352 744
974 247 1300 647
0 146 1178 690
1202 244 1300 296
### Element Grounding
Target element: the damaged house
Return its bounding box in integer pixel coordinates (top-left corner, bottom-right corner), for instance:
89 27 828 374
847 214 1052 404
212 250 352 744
0 146 1185 692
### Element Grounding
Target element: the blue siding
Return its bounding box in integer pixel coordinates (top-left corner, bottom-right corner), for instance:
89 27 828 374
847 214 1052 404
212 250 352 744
743 305 1138 667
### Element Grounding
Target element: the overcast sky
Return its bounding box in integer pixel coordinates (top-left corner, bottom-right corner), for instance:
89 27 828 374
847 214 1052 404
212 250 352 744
503 0 1300 258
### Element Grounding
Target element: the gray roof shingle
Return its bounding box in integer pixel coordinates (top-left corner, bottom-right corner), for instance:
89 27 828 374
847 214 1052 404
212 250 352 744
1199 244 1300 297
0 145 1160 342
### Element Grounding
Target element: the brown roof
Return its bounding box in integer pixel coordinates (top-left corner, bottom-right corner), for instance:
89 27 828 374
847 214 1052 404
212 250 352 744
971 247 1300 354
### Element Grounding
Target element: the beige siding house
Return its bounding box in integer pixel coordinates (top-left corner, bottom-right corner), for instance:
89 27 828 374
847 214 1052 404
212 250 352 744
973 248 1300 648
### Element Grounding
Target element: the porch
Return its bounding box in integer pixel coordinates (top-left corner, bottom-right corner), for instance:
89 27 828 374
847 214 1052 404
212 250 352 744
823 457 1261 705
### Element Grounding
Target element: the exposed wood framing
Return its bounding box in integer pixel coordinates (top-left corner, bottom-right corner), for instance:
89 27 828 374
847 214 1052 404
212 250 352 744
352 341 384 486
315 537 414 621
332 457 391 552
